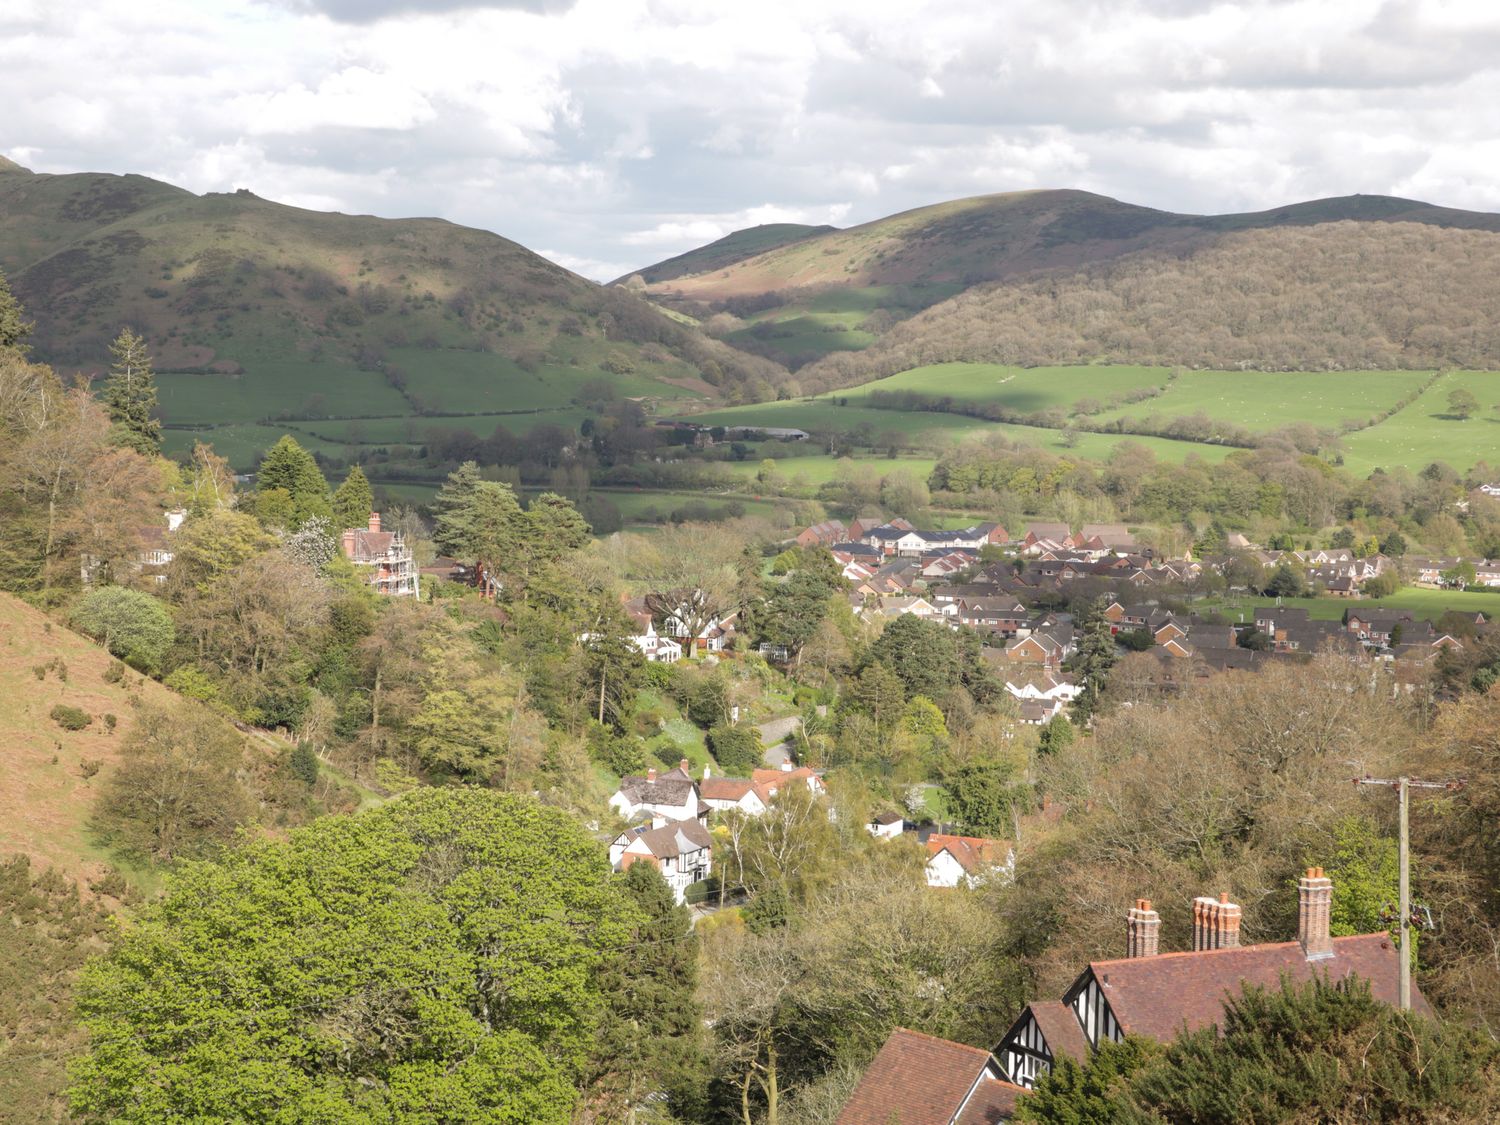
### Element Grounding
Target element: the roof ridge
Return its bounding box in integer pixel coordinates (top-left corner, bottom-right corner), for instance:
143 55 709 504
1089 931 1390 970
888 1026 994 1058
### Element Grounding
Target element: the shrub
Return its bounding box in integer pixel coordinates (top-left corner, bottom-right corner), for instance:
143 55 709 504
289 742 320 787
71 587 174 674
103 660 127 684
79 758 103 779
51 704 92 731
103 714 118 732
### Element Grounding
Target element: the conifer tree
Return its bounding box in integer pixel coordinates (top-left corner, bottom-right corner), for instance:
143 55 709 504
591 861 706 1121
254 435 330 528
0 267 33 353
332 465 374 531
101 328 162 456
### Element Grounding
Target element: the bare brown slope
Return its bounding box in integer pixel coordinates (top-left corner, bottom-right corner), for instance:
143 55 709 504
801 221 1500 390
0 594 188 885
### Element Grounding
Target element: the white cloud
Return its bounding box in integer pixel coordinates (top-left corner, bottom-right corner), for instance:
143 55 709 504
2 0 1498 280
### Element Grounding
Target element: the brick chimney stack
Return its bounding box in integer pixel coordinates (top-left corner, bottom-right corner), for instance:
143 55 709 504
646 767 657 783
1299 867 1334 960
1126 899 1160 958
369 512 382 533
1192 893 1242 951
679 758 689 774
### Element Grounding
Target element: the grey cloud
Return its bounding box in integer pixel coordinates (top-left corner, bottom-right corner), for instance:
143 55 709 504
266 0 574 22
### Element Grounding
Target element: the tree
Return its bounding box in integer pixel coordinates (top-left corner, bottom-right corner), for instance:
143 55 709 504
590 862 705 1121
945 756 1028 837
1263 561 1308 598
253 435 330 528
165 508 276 595
1447 387 1479 421
709 724 762 776
331 464 374 531
0 266 33 352
431 459 485 556
91 703 251 863
71 586 174 672
1441 560 1477 589
70 789 635 1123
864 615 963 702
637 522 744 662
100 328 161 456
1071 597 1118 722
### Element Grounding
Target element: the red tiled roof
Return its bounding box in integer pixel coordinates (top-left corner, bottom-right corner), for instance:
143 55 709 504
837 1028 998 1125
954 1078 1026 1125
1026 1001 1089 1064
926 834 1007 873
1081 932 1431 1044
699 777 757 801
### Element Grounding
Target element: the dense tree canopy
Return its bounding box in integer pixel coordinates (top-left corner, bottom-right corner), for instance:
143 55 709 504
100 328 161 456
70 789 636 1123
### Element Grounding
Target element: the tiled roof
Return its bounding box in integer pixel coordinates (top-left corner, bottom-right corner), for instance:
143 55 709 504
1026 1001 1089 1064
837 1028 999 1125
953 1077 1026 1125
1080 932 1430 1044
617 776 696 806
627 818 713 859
699 777 758 801
926 834 1007 873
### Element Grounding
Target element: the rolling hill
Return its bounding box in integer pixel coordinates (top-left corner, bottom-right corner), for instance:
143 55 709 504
628 189 1500 371
619 222 836 285
0 160 787 467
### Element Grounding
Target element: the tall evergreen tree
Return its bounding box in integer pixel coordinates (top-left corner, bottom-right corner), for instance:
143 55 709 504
254 435 330 528
1071 596 1118 723
0 267 33 353
332 465 375 531
101 328 161 456
591 861 706 1121
431 460 486 557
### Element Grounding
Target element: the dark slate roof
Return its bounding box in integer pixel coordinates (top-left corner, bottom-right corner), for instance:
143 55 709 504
626 818 713 859
837 1028 1001 1125
617 776 696 805
1078 933 1430 1044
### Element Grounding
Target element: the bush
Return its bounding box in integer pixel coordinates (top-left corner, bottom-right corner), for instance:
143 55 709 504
71 587 175 674
707 725 762 776
103 714 118 732
102 660 127 684
289 742 320 787
79 758 103 779
50 704 92 731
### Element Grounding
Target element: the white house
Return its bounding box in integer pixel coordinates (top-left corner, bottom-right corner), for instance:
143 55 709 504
868 811 905 839
924 834 1014 889
609 819 713 904
632 623 683 663
608 763 703 823
699 771 770 816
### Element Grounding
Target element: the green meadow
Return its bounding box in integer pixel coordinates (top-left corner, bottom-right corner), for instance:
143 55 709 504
1205 588 1499 624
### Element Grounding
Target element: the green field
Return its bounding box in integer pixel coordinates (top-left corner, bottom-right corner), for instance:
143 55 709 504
1205 588 1498 624
835 362 1168 413
1340 371 1500 476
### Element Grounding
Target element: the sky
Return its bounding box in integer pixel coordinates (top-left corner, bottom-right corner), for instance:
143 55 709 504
4 0 1499 281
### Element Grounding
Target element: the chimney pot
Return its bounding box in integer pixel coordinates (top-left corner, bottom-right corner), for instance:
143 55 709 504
646 768 657 783
680 758 689 773
1194 894 1242 951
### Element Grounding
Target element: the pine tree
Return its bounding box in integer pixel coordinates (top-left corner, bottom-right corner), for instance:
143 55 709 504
1071 596 1118 723
255 436 331 528
331 465 374 532
590 862 706 1121
101 328 162 456
0 268 33 353
431 460 485 557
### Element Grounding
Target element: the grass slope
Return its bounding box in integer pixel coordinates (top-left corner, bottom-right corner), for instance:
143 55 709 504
621 222 837 285
0 594 183 886
0 161 787 469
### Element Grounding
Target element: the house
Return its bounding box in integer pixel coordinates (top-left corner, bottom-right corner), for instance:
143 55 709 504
1346 610 1422 648
1004 672 1081 707
698 769 770 816
1078 523 1137 554
796 519 847 548
609 762 703 823
993 869 1430 1091
837 1028 1025 1125
340 513 418 597
751 764 826 798
609 819 713 904
632 623 683 663
1017 699 1065 725
82 507 188 586
868 810 905 839
925 834 1013 888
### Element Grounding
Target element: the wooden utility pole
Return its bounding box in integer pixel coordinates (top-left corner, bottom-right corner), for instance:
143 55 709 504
1353 775 1464 1010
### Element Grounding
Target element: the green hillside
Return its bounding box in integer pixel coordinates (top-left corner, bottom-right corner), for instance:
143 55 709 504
632 189 1500 371
619 222 836 285
0 161 787 468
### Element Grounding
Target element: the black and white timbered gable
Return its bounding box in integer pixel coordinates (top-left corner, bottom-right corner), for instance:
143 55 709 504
1062 968 1123 1051
994 999 1093 1090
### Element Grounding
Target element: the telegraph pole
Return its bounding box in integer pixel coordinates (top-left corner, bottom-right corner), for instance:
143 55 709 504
1353 775 1464 1010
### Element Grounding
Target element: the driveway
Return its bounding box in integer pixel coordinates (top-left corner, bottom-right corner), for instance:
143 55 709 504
756 715 802 768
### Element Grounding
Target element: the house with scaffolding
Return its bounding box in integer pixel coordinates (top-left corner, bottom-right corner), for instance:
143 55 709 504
340 512 417 597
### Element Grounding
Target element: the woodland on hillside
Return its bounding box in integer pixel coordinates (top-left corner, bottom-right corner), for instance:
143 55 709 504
799 222 1500 392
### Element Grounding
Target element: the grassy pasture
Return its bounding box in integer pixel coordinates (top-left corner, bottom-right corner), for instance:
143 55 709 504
1090 369 1429 432
833 362 1168 413
1205 588 1498 624
1339 370 1500 476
